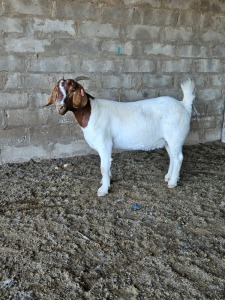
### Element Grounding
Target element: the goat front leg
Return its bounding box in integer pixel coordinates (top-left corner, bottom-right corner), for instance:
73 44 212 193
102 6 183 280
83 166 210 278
97 143 112 197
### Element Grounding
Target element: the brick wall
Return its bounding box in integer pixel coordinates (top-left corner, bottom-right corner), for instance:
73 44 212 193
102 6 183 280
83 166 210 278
0 0 225 163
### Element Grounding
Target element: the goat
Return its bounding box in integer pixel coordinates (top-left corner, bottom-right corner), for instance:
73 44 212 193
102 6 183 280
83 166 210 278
46 78 195 196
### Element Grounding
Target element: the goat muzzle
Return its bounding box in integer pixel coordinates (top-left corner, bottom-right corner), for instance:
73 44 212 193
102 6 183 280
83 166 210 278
56 104 68 115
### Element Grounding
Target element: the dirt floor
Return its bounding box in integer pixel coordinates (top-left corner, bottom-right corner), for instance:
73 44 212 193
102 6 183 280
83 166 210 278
0 141 225 300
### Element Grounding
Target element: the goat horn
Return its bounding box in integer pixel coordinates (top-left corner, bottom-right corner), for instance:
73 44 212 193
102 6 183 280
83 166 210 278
75 76 90 82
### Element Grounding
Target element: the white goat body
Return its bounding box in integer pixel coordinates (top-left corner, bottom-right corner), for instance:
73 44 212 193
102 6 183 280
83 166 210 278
46 79 195 196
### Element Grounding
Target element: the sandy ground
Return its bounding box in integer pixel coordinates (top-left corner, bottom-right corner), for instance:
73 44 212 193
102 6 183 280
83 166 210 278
0 141 225 300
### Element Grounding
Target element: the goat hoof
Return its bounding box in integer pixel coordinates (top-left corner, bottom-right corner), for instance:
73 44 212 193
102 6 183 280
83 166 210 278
97 187 108 197
165 176 170 182
97 192 108 197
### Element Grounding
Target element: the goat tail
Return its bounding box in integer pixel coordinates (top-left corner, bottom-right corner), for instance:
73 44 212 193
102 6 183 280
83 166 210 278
181 78 195 114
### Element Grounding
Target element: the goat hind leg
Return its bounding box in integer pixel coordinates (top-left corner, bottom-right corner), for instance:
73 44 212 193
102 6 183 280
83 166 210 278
168 151 183 188
165 145 173 182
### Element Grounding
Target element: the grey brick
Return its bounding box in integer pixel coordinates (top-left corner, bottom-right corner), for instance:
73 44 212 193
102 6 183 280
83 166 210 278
189 118 202 131
199 1 225 13
81 60 117 73
56 2 97 20
6 73 51 91
158 89 182 100
80 21 120 38
185 130 200 145
0 111 7 129
53 110 76 125
144 43 176 56
7 108 53 127
0 93 28 109
124 59 156 73
210 75 225 86
121 89 157 101
192 102 205 117
125 25 160 40
29 56 81 73
5 37 51 53
1 145 49 164
30 93 50 108
190 75 208 88
161 59 192 73
123 58 139 73
143 9 178 26
211 15 225 31
190 116 218 130
139 60 156 73
101 41 134 56
3 0 52 16
204 128 222 142
201 30 225 43
212 45 225 58
0 73 7 90
143 75 174 88
102 75 134 89
197 89 222 101
196 59 222 73
206 100 225 115
178 11 205 27
52 39 99 56
163 27 194 42
0 17 24 33
177 45 208 58
95 90 120 101
194 99 225 117
0 55 24 71
222 113 225 143
29 124 82 145
123 0 161 7
102 6 141 24
51 141 93 160
164 0 198 10
0 127 29 146
33 18 76 36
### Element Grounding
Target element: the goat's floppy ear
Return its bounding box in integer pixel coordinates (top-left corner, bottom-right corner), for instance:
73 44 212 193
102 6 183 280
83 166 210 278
45 84 58 106
72 86 88 108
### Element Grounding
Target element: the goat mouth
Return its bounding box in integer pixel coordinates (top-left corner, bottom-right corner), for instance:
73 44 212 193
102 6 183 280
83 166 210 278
57 105 68 115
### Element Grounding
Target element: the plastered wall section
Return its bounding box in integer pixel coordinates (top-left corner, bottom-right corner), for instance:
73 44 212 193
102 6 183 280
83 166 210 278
0 0 225 164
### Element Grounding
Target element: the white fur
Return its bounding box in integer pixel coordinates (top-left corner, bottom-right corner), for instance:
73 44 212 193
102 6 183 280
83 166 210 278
59 80 66 105
82 79 195 196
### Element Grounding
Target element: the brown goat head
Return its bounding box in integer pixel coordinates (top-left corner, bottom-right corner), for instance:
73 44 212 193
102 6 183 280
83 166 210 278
45 79 88 115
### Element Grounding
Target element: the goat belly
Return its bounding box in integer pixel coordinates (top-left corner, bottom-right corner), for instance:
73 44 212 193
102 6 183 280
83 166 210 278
112 133 167 151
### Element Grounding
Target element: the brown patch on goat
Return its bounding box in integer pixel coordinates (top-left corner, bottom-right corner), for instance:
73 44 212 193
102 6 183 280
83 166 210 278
66 82 92 128
45 82 59 106
73 98 91 128
72 85 88 109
